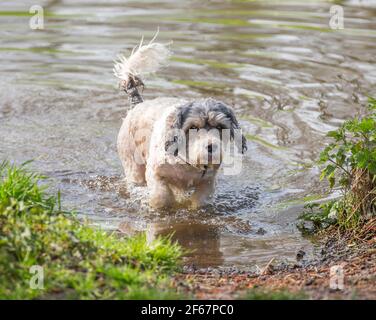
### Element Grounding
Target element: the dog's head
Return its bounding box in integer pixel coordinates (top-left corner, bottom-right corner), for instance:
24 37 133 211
165 98 247 169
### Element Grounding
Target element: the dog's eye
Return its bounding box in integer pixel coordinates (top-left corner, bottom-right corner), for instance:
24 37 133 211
189 126 198 130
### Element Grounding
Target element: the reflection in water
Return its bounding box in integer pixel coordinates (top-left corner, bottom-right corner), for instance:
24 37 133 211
0 0 375 267
148 222 223 268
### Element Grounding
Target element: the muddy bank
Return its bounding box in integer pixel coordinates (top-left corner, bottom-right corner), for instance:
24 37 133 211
175 227 376 299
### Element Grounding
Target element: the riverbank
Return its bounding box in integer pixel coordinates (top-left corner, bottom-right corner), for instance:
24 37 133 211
175 226 376 299
0 162 183 299
1 162 374 299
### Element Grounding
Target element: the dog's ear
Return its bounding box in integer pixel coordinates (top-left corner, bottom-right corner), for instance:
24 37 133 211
172 102 192 129
216 102 247 154
164 103 192 156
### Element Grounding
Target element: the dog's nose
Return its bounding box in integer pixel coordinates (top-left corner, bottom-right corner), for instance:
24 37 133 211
207 144 217 153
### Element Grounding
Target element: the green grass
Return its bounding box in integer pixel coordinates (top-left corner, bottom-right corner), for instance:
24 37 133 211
0 162 183 299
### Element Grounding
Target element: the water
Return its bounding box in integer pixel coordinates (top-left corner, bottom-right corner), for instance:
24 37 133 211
1 0 375 268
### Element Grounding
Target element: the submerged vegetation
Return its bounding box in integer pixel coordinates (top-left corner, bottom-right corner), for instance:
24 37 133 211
0 162 183 299
299 97 376 235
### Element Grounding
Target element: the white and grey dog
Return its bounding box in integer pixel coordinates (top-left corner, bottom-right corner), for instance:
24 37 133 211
114 37 247 209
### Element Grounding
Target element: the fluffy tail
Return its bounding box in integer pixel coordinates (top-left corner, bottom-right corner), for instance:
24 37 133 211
113 32 171 106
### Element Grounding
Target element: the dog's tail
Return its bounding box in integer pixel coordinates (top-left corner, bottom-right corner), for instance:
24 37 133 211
113 31 171 106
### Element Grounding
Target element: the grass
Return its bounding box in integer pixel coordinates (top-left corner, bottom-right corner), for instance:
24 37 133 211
0 162 183 299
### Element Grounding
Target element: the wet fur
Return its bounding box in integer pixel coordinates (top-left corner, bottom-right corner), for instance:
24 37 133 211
115 39 246 209
117 97 246 209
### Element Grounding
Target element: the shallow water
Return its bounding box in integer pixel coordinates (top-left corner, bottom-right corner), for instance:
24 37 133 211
1 0 375 268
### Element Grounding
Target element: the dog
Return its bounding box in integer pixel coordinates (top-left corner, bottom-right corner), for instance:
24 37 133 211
114 36 247 209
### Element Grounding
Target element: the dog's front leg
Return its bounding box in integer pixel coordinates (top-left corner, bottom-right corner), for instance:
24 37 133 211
190 179 215 209
148 175 176 209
